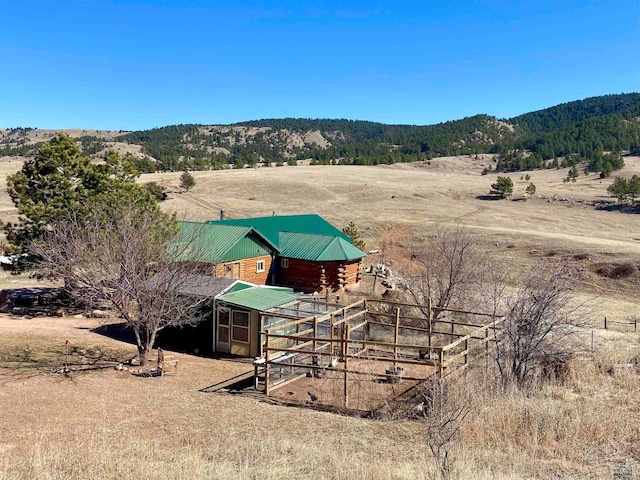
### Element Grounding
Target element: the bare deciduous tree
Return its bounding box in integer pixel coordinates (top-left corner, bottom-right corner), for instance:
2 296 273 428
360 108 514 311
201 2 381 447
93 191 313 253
32 200 215 366
402 225 491 319
494 265 589 388
420 375 475 480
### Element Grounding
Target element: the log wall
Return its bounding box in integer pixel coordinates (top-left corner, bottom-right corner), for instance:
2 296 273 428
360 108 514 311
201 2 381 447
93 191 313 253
277 258 362 293
213 254 273 284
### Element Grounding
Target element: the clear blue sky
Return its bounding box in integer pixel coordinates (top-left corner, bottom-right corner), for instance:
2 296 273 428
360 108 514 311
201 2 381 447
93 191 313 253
0 0 637 130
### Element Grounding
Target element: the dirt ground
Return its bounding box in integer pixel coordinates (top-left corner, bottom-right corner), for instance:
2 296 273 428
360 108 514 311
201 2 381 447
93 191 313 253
269 357 435 412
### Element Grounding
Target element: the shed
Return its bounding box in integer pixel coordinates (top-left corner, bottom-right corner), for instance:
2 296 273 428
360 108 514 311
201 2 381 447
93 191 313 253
215 286 299 356
155 276 257 355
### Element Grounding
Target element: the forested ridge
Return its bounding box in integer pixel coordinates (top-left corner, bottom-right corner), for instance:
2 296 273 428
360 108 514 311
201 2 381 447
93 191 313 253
2 93 639 176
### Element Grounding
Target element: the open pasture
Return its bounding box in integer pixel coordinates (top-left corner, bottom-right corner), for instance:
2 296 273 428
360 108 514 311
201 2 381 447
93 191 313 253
1 155 639 479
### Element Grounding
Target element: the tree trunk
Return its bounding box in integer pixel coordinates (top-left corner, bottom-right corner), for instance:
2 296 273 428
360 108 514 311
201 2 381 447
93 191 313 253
138 344 150 366
132 324 159 367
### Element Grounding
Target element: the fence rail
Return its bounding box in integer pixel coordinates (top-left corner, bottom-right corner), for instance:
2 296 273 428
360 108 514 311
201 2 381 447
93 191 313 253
604 316 637 332
257 298 505 409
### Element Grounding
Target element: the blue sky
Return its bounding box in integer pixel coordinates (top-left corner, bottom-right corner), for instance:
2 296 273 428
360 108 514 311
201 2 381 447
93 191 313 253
0 0 637 130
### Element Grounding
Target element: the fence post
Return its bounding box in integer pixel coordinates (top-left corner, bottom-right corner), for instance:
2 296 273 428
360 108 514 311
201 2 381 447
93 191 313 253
484 326 489 371
330 313 336 359
264 329 271 395
344 325 350 408
312 317 318 354
394 307 400 369
428 297 433 347
464 338 469 365
450 317 455 344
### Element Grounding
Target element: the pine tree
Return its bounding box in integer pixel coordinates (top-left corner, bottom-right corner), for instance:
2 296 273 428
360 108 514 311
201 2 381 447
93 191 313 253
607 177 629 203
342 222 366 251
180 171 196 192
628 175 640 203
490 177 514 198
4 133 151 248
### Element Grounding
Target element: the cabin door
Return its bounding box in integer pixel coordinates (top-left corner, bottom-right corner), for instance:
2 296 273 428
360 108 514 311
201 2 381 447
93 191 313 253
224 262 241 279
216 307 231 353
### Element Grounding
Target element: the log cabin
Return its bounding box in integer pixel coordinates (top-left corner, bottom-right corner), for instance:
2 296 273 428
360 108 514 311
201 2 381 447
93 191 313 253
206 214 366 293
175 221 278 285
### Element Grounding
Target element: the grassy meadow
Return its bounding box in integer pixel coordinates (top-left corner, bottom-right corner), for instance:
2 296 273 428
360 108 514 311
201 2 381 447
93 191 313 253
1 154 639 478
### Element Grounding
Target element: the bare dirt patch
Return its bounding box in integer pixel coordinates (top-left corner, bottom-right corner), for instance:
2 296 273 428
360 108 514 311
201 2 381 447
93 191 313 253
269 358 435 412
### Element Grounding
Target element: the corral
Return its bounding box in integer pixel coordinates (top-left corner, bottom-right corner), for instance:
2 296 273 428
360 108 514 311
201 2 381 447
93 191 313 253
254 297 503 413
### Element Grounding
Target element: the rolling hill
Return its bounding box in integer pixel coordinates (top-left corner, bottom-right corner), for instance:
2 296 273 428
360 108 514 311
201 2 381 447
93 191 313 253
1 93 638 176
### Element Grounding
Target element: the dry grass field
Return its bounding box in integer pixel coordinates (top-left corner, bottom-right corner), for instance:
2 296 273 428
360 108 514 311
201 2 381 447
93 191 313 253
0 314 637 480
1 154 639 478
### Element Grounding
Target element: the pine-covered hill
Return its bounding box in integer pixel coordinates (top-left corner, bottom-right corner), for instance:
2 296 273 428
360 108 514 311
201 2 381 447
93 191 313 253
508 93 640 133
496 95 640 174
116 114 519 170
3 93 639 176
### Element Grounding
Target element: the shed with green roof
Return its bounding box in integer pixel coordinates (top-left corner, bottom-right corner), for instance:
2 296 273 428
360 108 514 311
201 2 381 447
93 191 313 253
215 285 299 356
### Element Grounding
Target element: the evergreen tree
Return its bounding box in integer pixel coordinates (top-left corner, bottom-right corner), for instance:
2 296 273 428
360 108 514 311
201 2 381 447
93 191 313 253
342 222 366 251
607 177 629 203
490 177 514 198
526 183 536 195
180 171 196 192
3 133 152 249
628 175 640 203
145 182 166 201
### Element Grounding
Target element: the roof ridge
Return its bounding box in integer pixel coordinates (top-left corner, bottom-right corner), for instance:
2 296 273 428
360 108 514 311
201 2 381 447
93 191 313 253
317 236 342 259
280 230 335 238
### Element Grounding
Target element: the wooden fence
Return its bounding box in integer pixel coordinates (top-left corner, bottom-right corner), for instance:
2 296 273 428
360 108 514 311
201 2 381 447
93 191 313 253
256 298 504 409
604 316 638 332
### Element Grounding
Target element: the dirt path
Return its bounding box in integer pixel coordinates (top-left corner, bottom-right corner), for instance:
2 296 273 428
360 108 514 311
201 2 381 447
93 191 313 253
468 224 640 253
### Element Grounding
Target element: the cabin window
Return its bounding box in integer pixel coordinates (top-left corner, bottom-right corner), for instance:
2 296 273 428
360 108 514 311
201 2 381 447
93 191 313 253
256 260 265 273
281 258 289 268
232 310 250 343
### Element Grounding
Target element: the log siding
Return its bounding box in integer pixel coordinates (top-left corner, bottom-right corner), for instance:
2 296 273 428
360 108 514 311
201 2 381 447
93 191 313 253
277 258 362 292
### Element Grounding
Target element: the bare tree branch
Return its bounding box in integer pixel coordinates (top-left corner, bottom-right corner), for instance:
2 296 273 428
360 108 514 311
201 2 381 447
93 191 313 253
400 225 495 319
32 200 216 366
494 264 590 388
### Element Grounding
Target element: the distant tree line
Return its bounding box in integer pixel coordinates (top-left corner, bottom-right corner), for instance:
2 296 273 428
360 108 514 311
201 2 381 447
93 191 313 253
4 94 638 177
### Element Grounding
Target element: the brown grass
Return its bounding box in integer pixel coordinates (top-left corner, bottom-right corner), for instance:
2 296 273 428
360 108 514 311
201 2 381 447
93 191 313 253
2 155 640 478
0 314 637 479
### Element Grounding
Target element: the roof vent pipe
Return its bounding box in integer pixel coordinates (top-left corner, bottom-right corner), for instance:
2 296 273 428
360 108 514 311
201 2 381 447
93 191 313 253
220 209 225 220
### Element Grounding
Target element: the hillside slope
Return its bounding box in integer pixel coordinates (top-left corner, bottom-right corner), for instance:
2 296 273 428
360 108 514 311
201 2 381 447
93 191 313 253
2 94 638 175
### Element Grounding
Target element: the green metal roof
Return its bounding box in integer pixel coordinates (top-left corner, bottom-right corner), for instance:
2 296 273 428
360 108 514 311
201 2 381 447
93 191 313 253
174 222 276 263
227 281 254 293
279 232 365 261
206 214 365 261
218 286 299 311
207 214 352 249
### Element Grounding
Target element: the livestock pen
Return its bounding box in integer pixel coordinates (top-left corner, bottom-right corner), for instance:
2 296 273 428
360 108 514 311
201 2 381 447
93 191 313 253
254 298 504 413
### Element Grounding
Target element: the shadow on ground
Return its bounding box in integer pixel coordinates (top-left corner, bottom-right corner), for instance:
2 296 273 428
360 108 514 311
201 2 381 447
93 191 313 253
475 195 503 201
595 203 640 214
91 320 219 358
0 287 81 315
